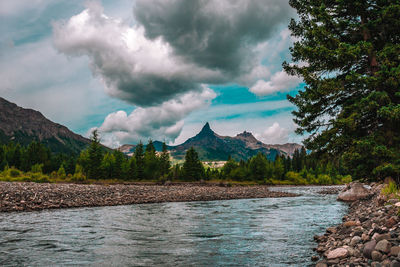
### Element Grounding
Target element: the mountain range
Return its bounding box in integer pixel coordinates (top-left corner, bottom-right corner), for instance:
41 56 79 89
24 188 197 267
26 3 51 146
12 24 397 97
119 122 302 161
0 97 91 154
0 97 302 160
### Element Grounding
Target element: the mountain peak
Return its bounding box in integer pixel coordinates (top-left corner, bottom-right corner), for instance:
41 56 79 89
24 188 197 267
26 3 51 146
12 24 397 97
193 122 215 139
236 131 258 142
202 122 211 131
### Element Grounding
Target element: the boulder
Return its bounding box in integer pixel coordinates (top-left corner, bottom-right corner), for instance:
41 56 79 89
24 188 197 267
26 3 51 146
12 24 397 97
338 182 372 202
350 236 362 246
391 246 400 257
376 239 391 254
327 247 348 259
363 240 377 259
372 250 383 261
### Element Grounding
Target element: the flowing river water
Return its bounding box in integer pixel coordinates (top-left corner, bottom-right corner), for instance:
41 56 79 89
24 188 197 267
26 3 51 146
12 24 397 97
0 186 347 266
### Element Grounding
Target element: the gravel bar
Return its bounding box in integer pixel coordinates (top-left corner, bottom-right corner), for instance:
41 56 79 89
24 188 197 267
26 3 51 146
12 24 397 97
0 182 297 212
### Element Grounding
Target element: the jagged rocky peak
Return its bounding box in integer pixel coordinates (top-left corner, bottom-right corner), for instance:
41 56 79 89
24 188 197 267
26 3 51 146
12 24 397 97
197 122 215 136
236 131 258 142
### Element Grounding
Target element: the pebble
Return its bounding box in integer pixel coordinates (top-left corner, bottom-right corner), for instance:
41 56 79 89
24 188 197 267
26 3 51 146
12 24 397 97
0 182 297 212
376 240 391 254
315 183 400 266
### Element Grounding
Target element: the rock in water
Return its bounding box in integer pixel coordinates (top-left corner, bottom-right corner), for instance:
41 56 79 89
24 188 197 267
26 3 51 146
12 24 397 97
327 247 348 259
337 182 372 202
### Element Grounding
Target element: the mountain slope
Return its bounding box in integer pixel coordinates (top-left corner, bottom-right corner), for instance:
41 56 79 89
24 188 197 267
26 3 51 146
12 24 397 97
120 123 303 161
0 97 91 154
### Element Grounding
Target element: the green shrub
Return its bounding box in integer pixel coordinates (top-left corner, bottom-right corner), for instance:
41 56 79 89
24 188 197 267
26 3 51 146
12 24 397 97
340 175 352 184
9 168 21 178
285 171 307 185
382 181 398 196
57 165 66 178
31 164 43 173
316 174 333 185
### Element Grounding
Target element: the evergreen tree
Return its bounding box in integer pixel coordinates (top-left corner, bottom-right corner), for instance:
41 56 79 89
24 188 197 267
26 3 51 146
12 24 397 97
248 152 268 181
113 150 125 179
87 130 103 179
285 0 400 181
183 147 204 181
127 156 137 180
144 140 159 179
222 157 238 179
273 156 285 180
101 152 115 179
159 142 171 177
134 142 145 180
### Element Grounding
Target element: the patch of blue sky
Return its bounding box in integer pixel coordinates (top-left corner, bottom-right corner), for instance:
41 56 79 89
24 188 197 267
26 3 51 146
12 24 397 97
2 2 83 47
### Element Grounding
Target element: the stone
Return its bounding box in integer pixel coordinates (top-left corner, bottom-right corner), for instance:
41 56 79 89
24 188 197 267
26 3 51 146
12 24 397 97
391 260 400 267
327 247 348 259
364 240 377 259
372 250 383 261
338 182 372 202
386 217 398 228
376 239 391 254
395 202 400 207
376 233 392 242
326 227 337 234
391 246 400 257
350 236 362 246
344 221 361 227
371 262 382 267
362 233 370 241
311 255 319 261
315 262 328 267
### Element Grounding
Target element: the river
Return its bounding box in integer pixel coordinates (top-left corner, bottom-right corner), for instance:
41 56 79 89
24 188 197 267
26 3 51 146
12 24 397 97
0 186 347 266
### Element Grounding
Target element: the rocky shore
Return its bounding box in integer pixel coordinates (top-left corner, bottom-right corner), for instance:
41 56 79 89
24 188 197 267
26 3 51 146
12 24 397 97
314 183 400 266
0 182 296 212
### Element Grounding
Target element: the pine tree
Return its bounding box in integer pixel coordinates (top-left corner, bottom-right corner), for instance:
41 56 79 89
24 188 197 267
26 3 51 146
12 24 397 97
127 156 137 180
248 153 268 181
87 130 103 179
159 142 171 177
113 150 125 180
183 147 204 181
285 0 400 181
144 139 159 179
134 142 145 180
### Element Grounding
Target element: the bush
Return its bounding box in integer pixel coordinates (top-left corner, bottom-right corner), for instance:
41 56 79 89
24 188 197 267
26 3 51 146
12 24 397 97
31 164 43 173
382 181 398 196
285 171 307 185
340 175 352 184
9 168 21 178
316 174 333 185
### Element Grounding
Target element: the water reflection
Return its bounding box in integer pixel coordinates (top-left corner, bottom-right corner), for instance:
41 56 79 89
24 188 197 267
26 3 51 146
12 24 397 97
0 186 347 266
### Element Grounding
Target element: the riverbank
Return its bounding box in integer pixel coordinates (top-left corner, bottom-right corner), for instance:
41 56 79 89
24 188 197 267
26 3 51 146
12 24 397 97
0 182 297 212
314 183 400 266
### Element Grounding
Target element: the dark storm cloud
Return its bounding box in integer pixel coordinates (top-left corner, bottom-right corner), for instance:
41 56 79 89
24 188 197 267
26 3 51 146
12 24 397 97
134 0 293 78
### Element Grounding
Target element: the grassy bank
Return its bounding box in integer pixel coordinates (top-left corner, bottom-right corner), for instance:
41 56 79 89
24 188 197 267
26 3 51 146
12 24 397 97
0 167 351 186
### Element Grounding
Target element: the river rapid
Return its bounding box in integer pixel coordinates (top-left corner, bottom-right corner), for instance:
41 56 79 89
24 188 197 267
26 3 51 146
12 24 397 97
0 186 347 266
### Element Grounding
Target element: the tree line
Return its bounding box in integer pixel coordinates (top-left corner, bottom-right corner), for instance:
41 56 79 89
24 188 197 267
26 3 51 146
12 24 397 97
0 130 350 185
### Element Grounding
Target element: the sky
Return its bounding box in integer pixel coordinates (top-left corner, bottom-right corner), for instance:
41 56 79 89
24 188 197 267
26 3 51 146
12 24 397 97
0 0 305 148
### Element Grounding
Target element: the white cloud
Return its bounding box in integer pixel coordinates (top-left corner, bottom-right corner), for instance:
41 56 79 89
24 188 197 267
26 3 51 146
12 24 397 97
255 122 289 144
53 2 222 107
98 86 217 147
250 70 302 96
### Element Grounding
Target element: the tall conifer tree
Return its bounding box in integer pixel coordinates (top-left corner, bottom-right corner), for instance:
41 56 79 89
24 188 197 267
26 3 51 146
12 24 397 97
285 0 400 180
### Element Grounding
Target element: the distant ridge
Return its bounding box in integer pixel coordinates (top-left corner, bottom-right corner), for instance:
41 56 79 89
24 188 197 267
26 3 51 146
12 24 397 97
0 97 91 154
119 122 302 161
